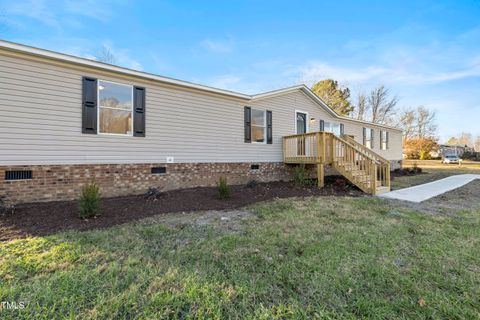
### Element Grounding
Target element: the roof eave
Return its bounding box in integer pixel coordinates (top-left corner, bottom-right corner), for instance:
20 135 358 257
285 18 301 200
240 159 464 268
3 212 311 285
0 40 251 100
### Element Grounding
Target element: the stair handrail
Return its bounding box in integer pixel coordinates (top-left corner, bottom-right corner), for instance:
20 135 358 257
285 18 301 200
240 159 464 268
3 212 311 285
332 135 381 165
341 135 389 164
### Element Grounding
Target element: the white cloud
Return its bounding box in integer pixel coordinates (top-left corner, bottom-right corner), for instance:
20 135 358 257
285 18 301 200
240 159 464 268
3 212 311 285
2 0 119 30
293 55 480 88
3 0 58 27
200 37 234 53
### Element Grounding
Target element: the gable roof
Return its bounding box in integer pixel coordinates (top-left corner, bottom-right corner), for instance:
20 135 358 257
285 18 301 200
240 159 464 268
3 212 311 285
0 40 401 131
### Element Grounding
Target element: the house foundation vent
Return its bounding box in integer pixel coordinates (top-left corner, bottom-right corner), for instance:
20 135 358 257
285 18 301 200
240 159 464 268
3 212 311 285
5 170 33 181
151 167 167 174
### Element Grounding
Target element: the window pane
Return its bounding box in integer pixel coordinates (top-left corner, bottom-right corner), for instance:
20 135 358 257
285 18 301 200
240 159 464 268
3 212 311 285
333 124 341 136
251 109 265 126
99 81 132 110
324 122 331 132
252 126 265 143
296 113 306 134
99 108 132 134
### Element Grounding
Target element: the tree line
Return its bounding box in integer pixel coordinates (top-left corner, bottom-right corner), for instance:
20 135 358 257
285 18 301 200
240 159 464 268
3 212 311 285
311 79 440 159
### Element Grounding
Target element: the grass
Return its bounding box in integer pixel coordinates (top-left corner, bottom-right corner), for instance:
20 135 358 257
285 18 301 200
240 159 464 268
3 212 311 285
1 197 479 319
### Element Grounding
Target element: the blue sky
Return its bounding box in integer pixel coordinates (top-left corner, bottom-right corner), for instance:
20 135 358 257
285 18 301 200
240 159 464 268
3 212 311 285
1 0 479 142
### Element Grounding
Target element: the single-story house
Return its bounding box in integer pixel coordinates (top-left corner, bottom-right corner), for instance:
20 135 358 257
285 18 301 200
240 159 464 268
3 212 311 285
431 144 474 158
0 40 403 203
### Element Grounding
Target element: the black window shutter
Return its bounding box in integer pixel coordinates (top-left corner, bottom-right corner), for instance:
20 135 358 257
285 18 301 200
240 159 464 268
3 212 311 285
386 131 389 149
380 130 384 148
371 128 375 148
363 127 366 145
244 106 251 143
82 77 97 134
133 86 146 137
340 123 345 135
266 110 272 144
320 120 325 131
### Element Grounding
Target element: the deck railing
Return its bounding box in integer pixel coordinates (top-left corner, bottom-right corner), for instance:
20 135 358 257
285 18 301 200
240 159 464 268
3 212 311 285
283 131 390 194
283 132 332 164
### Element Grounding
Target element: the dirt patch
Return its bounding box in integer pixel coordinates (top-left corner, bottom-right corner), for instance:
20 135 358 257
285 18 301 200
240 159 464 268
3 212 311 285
141 209 257 234
386 180 480 215
0 177 362 241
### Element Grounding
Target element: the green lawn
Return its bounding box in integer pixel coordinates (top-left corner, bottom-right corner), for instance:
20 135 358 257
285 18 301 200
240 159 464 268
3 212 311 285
1 196 479 319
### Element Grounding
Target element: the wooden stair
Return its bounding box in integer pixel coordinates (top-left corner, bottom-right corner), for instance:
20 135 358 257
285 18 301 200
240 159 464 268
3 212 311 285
282 132 391 195
332 135 391 195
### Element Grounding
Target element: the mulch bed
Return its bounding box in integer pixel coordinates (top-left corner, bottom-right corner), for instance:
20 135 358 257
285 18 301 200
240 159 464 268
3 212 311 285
0 176 362 241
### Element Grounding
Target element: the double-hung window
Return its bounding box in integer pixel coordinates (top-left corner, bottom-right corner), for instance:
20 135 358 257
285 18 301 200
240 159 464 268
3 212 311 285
251 109 266 143
380 131 389 150
364 128 373 149
324 122 342 136
98 80 133 135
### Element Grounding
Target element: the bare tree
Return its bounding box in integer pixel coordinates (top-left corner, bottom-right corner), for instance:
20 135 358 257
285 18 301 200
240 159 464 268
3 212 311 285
353 85 398 125
397 106 437 141
475 136 480 152
354 92 367 120
416 106 437 138
367 85 398 125
397 108 416 140
94 45 117 64
447 132 473 146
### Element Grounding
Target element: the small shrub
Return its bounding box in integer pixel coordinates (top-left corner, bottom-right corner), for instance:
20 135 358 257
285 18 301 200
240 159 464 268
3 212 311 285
0 197 15 215
293 164 307 187
145 187 163 200
217 176 230 199
412 162 418 171
79 183 101 219
246 180 258 188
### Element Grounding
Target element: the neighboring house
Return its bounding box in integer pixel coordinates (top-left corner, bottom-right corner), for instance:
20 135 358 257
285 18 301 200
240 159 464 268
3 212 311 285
0 41 403 203
433 144 474 158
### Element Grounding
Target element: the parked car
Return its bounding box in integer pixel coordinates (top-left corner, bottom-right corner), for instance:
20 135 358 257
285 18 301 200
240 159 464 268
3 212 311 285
442 155 462 164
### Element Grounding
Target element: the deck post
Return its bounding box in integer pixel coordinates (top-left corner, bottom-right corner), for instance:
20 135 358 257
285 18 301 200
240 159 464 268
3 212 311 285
371 163 377 195
317 163 324 188
316 132 325 188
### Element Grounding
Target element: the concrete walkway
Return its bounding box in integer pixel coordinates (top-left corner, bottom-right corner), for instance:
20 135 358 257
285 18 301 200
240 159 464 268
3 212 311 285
379 174 480 203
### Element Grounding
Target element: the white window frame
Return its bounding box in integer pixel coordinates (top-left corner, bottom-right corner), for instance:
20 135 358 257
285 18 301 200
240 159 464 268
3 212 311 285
97 79 134 136
365 128 372 149
381 131 388 150
295 110 309 134
324 121 341 136
251 108 267 144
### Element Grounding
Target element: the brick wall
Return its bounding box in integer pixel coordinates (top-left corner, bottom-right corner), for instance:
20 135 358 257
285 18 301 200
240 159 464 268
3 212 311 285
0 162 306 204
0 161 400 204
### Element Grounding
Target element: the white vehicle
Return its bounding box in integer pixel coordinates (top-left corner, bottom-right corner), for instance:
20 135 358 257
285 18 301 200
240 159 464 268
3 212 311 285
442 155 462 164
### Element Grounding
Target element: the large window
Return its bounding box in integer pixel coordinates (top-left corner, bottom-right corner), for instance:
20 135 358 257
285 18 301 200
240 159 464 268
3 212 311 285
251 109 266 143
324 122 341 136
98 80 133 135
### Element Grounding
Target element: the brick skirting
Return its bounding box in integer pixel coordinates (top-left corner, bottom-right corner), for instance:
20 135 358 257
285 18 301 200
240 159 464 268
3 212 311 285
0 162 307 204
0 161 400 204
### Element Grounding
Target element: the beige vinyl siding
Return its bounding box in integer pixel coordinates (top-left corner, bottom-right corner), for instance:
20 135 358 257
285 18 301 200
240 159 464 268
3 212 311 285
0 51 402 165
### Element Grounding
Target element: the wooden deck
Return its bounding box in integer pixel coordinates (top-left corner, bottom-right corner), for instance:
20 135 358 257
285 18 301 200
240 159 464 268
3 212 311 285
283 132 391 195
